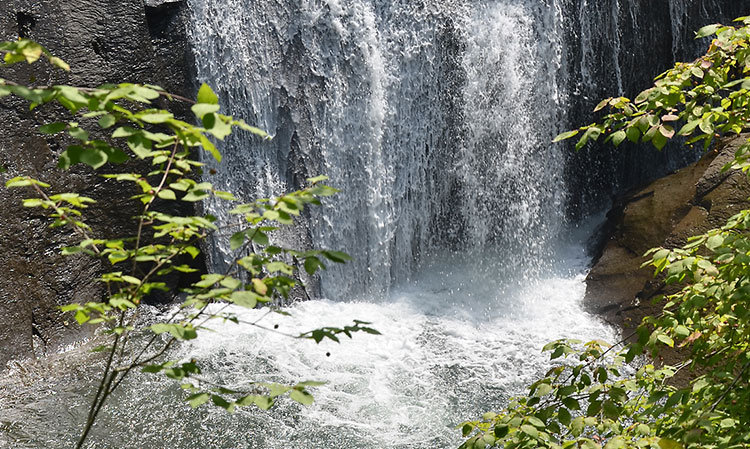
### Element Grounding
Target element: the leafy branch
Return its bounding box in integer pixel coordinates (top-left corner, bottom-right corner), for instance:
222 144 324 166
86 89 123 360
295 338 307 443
2 38 380 448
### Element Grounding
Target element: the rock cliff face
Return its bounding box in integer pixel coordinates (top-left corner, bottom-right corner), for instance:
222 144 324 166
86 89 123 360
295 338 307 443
585 135 750 334
0 0 192 366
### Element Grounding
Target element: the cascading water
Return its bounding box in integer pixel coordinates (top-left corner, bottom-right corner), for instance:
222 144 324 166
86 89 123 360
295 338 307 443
1 1 745 448
190 0 573 299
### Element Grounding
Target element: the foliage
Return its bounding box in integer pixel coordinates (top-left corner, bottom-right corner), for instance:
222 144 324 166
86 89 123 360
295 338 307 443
461 16 750 449
1 39 379 448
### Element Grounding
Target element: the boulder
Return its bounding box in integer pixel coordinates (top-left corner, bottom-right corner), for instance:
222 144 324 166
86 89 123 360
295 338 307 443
585 135 750 336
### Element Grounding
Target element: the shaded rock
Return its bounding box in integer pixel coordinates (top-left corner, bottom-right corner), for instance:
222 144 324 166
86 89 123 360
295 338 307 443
0 0 193 366
585 135 750 335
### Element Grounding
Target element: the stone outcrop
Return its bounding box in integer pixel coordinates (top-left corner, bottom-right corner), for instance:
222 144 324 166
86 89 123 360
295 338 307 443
0 0 193 366
585 135 750 335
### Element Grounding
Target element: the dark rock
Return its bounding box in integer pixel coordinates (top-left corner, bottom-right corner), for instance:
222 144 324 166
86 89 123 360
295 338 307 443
0 0 193 366
585 135 750 336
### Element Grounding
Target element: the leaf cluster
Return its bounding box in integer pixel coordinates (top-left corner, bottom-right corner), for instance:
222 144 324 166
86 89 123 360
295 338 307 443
2 38 378 447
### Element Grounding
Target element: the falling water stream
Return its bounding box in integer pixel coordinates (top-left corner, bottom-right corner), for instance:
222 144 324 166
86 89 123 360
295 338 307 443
0 1 743 448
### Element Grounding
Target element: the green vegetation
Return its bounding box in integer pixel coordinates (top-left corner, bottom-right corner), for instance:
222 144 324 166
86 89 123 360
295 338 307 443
0 39 379 448
460 16 750 449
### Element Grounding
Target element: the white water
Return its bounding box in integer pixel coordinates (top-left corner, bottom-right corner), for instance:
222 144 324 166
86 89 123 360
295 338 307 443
0 239 614 449
64 231 612 449
172 0 612 447
188 0 572 299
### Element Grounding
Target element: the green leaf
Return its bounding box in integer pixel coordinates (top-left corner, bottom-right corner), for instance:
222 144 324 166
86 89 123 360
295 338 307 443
79 147 108 169
55 86 89 108
157 189 177 200
182 188 210 202
252 231 269 246
307 175 329 184
229 291 258 309
112 126 138 138
230 231 246 250
602 400 620 420
527 416 545 428
553 129 579 142
187 393 210 408
251 278 268 295
594 98 610 112
533 383 552 397
289 389 314 406
206 115 232 140
137 110 173 124
199 134 221 162
254 396 274 410
611 130 627 147
494 425 509 438
322 250 352 263
604 437 626 449
39 122 67 134
626 125 641 143
6 177 33 188
49 56 70 72
150 323 197 340
562 397 580 410
98 114 117 129
677 120 701 136
652 132 667 150
658 439 684 449
719 418 736 428
520 424 538 438
68 126 89 142
128 134 153 159
657 334 674 347
304 256 324 275
636 423 651 436
192 103 220 118
674 325 690 338
197 83 219 105
696 24 721 38
558 407 572 426
634 89 652 104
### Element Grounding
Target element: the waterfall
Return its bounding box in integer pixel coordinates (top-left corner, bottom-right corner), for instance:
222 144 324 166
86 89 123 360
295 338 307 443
188 0 744 296
188 0 575 299
3 2 745 448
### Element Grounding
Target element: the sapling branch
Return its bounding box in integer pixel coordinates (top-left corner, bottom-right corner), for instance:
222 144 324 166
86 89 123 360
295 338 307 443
130 140 180 277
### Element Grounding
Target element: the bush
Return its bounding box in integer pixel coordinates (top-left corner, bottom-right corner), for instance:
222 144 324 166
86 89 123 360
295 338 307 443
461 16 750 449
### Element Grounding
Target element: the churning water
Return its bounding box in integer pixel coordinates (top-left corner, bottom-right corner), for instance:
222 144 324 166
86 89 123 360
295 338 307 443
0 236 616 449
1 0 741 448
